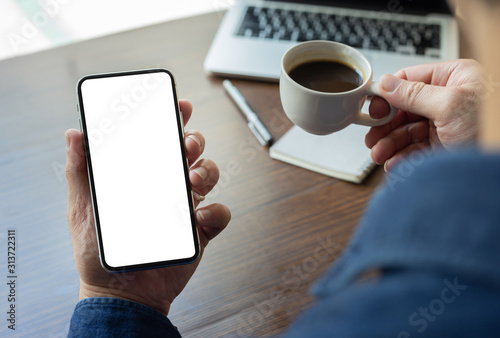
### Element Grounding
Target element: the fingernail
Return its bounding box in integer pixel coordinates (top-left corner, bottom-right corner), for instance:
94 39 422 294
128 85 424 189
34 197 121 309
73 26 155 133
196 209 211 223
383 161 389 173
192 167 208 181
65 132 71 149
187 134 202 148
193 191 205 202
381 74 402 94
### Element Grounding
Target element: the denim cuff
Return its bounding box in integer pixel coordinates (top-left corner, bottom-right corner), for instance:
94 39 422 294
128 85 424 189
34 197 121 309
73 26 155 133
68 297 181 337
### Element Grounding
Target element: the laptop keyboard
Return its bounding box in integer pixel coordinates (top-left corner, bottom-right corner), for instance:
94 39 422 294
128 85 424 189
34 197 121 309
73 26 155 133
236 6 442 57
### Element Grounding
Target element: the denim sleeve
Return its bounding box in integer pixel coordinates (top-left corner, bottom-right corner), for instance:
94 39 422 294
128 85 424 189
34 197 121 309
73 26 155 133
68 297 181 338
284 148 500 337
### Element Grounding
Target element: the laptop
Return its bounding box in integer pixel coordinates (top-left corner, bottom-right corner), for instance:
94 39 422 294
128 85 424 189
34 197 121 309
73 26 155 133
204 0 458 82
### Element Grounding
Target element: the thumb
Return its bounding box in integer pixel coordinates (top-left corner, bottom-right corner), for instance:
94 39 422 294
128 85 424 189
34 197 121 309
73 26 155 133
65 129 90 204
379 74 449 121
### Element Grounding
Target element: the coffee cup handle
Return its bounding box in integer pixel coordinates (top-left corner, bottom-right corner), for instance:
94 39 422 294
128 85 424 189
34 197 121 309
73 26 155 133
354 82 398 127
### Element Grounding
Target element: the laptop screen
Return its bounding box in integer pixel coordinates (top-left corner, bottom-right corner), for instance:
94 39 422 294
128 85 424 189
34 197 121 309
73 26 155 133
269 0 453 15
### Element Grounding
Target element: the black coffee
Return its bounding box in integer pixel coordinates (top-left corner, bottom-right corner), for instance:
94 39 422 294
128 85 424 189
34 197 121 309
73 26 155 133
288 60 363 93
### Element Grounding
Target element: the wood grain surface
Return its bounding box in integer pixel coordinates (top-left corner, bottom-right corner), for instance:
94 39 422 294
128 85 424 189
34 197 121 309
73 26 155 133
0 11 388 337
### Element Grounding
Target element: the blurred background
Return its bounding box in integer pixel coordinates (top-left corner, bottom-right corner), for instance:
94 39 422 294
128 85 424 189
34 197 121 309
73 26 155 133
0 0 235 61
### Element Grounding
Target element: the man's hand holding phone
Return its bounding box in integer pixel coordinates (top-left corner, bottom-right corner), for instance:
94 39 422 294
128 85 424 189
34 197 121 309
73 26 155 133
66 99 231 316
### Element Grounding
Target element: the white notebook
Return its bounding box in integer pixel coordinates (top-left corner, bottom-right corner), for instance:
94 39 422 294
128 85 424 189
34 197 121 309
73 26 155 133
269 125 377 184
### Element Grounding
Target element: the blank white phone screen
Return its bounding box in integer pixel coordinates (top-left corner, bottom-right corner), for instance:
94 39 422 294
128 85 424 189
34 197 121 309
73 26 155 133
80 71 196 269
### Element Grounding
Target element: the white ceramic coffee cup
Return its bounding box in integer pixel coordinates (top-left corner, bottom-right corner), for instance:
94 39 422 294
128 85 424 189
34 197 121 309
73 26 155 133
280 40 397 135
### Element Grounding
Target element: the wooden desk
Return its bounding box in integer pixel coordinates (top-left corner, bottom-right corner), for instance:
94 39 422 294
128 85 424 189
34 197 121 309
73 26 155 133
0 12 385 336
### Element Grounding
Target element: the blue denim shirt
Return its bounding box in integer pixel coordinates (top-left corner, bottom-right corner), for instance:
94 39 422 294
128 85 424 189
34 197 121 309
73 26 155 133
69 149 500 337
69 297 181 337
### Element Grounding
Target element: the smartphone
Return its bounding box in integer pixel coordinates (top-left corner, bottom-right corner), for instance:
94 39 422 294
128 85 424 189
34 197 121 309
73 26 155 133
76 69 199 272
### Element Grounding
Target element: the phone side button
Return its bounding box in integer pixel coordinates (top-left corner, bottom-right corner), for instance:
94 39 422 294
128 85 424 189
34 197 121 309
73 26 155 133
79 118 83 132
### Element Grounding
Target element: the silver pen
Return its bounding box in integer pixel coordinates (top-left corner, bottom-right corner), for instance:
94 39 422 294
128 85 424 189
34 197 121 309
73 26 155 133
223 79 273 146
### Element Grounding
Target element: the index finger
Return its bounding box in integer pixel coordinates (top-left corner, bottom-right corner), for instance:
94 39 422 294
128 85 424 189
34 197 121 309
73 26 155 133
179 99 193 126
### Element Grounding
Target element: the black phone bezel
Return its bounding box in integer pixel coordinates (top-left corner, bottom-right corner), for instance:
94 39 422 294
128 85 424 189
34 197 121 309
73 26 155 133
76 68 200 272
